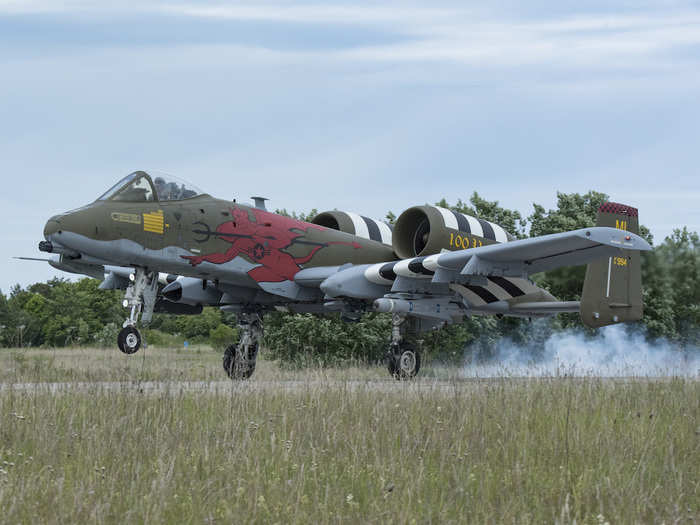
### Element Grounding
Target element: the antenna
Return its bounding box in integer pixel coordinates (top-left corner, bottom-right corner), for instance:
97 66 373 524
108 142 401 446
251 196 269 211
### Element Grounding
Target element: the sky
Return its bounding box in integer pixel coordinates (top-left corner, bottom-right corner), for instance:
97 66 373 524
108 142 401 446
1 0 699 294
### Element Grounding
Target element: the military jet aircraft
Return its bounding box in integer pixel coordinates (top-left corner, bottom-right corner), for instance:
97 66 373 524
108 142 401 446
34 170 651 379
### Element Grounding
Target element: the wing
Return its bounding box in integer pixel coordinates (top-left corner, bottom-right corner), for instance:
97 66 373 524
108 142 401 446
428 226 651 279
309 226 651 322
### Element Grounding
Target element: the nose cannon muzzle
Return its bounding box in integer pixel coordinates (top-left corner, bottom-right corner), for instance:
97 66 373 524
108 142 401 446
37 239 79 258
39 240 54 253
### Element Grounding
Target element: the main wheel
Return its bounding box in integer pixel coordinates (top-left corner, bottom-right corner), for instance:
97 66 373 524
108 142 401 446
388 343 420 380
117 326 141 355
223 342 258 380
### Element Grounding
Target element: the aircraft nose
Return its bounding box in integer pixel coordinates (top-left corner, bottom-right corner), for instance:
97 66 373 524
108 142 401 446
44 217 61 240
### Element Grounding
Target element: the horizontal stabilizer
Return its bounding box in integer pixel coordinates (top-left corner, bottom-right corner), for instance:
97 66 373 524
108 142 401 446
468 299 580 316
510 301 580 314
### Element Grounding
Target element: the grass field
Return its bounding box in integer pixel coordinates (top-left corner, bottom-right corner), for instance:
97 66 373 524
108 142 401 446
0 346 393 384
1 347 698 524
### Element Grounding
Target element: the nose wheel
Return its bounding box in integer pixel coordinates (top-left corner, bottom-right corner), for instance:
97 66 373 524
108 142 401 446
118 326 142 355
117 268 157 355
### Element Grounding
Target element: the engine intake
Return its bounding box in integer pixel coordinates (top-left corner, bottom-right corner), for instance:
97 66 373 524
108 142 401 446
393 205 512 258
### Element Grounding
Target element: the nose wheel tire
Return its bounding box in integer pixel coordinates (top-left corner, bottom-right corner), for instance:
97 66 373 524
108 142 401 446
387 343 420 380
117 326 142 355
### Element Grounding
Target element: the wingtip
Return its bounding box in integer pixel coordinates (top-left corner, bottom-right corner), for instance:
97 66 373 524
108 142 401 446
624 231 653 251
621 232 653 252
580 227 653 252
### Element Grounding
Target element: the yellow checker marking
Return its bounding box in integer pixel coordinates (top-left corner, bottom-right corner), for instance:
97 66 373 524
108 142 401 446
143 210 165 234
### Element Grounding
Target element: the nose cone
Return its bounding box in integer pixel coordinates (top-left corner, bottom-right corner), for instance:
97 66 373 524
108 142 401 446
44 217 61 240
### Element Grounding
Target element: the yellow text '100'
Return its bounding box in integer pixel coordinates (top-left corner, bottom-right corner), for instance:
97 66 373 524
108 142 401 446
449 233 483 250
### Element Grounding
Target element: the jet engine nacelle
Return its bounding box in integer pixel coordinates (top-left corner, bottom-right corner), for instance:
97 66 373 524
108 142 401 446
310 210 392 246
392 205 513 258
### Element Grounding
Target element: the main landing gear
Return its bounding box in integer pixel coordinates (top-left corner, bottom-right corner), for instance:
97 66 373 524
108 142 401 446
117 268 158 355
386 313 421 380
223 313 263 380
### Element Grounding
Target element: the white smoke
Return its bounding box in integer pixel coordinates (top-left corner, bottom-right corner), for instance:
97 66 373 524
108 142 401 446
462 324 700 378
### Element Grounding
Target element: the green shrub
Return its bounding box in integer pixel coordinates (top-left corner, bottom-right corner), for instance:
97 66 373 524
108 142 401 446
141 329 182 348
93 323 120 348
208 324 238 352
263 313 391 368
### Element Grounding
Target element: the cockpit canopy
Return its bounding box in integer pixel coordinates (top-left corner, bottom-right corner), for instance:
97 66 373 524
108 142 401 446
98 171 205 203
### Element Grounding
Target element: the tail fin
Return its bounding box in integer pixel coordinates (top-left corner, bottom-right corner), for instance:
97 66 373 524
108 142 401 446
580 202 643 328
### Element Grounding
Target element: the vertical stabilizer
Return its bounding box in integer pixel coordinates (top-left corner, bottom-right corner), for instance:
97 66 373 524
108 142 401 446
580 202 643 328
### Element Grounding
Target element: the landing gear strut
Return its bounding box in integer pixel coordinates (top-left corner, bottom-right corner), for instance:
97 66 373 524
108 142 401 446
387 313 421 380
223 313 263 380
117 268 158 355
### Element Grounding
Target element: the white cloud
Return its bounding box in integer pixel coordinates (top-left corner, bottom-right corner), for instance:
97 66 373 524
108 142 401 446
332 11 700 70
161 4 460 24
1 1 699 291
4 2 700 78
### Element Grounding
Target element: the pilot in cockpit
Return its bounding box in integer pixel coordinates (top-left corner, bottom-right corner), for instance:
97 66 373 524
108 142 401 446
98 171 204 203
153 176 167 200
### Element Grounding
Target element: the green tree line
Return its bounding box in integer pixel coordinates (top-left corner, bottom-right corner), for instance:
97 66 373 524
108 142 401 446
1 191 697 365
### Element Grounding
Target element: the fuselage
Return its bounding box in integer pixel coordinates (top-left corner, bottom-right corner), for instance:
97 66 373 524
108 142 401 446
40 171 529 308
43 192 395 289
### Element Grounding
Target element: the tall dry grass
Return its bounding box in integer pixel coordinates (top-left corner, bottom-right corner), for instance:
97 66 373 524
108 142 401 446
0 346 395 384
0 349 698 523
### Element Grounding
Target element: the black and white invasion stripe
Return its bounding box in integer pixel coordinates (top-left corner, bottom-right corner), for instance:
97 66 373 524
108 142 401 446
344 212 393 246
364 255 453 283
363 256 535 307
433 206 510 243
365 262 398 285
450 277 538 307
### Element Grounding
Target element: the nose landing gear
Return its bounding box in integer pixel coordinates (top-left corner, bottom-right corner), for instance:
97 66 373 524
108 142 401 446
117 268 158 355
